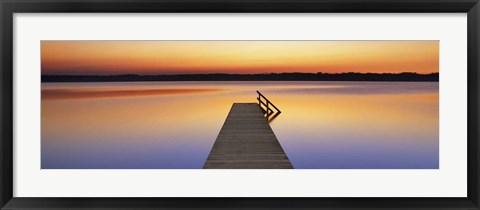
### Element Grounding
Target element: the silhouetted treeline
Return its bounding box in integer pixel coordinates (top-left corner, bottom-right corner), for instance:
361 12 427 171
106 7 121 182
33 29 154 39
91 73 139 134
42 72 439 82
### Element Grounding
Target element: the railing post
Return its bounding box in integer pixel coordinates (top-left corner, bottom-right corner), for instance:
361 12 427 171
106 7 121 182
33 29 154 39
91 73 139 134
266 100 270 116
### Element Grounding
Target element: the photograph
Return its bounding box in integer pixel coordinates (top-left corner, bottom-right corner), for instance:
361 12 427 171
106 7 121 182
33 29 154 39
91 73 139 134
41 40 439 169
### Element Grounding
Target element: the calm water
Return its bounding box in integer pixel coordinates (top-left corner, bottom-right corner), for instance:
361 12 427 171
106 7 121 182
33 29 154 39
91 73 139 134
41 81 439 169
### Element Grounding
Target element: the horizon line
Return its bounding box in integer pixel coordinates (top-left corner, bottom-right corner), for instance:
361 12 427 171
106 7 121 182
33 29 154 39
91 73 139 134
42 72 440 76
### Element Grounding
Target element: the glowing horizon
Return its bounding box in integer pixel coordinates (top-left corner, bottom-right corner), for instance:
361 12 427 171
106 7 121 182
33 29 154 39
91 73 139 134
41 41 439 75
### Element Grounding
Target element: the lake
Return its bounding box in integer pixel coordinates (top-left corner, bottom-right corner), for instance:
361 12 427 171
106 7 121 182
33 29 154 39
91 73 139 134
41 81 439 169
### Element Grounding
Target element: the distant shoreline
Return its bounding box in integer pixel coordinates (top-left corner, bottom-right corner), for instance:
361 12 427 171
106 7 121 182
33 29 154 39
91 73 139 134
42 72 439 83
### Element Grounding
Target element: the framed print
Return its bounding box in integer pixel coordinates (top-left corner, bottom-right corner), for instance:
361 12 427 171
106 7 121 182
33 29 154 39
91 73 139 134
1 0 479 209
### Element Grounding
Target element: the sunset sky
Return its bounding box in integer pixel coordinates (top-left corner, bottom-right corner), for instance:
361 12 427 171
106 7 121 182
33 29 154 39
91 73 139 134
41 41 439 75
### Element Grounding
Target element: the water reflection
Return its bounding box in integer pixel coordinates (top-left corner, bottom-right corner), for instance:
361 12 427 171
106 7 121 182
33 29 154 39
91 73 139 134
41 81 438 169
42 88 223 100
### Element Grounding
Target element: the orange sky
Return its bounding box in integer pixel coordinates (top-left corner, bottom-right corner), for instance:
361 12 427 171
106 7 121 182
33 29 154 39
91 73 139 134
41 41 439 75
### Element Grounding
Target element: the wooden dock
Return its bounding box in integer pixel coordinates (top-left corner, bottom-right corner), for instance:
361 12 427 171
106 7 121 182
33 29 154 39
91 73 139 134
203 101 293 169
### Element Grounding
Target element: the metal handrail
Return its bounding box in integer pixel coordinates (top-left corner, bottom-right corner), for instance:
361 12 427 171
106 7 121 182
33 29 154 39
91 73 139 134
256 91 281 116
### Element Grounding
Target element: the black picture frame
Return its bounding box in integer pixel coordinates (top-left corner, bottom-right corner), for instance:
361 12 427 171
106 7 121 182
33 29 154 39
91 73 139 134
1 0 479 209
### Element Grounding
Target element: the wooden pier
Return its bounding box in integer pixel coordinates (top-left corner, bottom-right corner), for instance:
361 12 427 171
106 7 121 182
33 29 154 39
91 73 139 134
203 92 293 169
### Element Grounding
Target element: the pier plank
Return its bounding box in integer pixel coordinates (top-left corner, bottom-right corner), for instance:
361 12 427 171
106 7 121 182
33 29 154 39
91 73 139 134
203 103 293 169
